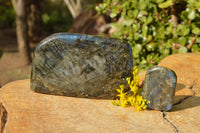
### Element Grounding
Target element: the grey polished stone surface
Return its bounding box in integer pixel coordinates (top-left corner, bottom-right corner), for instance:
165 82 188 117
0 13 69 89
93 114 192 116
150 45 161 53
143 66 177 111
31 33 132 98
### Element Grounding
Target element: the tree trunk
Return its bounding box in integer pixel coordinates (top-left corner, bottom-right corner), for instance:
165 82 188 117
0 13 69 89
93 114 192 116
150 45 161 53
12 0 32 65
64 0 83 18
170 2 178 30
27 0 42 47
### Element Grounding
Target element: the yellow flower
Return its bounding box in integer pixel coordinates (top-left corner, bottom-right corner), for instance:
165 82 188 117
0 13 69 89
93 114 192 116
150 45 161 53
111 66 150 111
116 85 126 98
126 77 131 85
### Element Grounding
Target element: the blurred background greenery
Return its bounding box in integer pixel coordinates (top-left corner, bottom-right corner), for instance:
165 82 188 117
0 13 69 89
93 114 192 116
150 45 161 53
0 0 199 86
96 0 200 70
0 0 73 32
0 0 101 86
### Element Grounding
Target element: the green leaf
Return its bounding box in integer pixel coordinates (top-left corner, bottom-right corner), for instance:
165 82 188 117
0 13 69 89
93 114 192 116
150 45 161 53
183 29 190 36
147 54 153 61
110 23 120 28
176 24 190 36
157 27 165 39
178 47 188 53
140 59 147 64
42 13 50 24
146 35 153 42
146 44 153 51
133 44 142 54
172 37 179 43
188 10 196 20
133 10 139 18
192 27 200 34
95 6 100 12
156 0 165 3
192 44 199 52
95 3 107 14
100 3 107 9
123 19 133 26
181 11 189 21
163 48 170 56
178 37 187 46
158 0 173 8
110 12 117 18
146 15 153 24
127 10 134 18
141 16 147 22
142 25 148 37
134 33 140 40
133 23 140 31
196 37 200 43
138 0 147 10
165 25 173 34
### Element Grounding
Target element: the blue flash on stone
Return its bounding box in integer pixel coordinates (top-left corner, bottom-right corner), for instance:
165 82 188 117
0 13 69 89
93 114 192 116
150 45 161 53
30 33 133 98
142 66 177 111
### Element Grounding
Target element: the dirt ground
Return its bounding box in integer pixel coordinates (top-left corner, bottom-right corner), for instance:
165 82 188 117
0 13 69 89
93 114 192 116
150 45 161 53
0 28 31 87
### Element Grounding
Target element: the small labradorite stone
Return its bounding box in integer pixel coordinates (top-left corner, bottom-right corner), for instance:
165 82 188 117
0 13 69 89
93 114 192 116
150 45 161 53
143 66 177 111
31 33 133 98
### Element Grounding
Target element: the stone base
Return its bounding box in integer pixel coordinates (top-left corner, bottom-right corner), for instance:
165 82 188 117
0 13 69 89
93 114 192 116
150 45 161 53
0 79 200 133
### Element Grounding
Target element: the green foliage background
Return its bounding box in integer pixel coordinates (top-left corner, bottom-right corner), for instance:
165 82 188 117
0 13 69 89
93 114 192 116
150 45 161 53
96 0 200 70
41 0 73 33
0 0 15 28
0 0 73 33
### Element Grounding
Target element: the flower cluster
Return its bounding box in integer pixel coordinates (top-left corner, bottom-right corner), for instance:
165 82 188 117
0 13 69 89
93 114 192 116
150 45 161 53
111 66 150 111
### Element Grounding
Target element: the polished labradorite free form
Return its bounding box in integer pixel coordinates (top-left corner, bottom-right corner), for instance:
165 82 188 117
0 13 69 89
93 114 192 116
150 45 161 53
31 33 133 98
143 66 177 111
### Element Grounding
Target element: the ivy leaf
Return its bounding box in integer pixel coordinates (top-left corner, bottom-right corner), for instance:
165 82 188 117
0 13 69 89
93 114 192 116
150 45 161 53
188 10 196 20
158 0 173 8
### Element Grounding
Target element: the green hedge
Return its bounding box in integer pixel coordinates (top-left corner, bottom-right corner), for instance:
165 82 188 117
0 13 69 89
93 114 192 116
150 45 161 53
96 0 200 70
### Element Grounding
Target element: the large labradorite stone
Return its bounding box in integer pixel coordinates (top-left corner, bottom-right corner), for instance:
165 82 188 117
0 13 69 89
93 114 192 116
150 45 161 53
143 66 177 111
31 33 132 98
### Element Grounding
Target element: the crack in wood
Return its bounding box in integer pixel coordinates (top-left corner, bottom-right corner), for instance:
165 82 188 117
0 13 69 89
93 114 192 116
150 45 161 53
0 103 8 133
173 95 191 106
173 81 196 106
162 112 178 133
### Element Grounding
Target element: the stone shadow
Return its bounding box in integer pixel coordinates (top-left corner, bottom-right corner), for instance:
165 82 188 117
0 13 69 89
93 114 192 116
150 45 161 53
169 83 200 112
171 95 200 112
175 83 186 92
